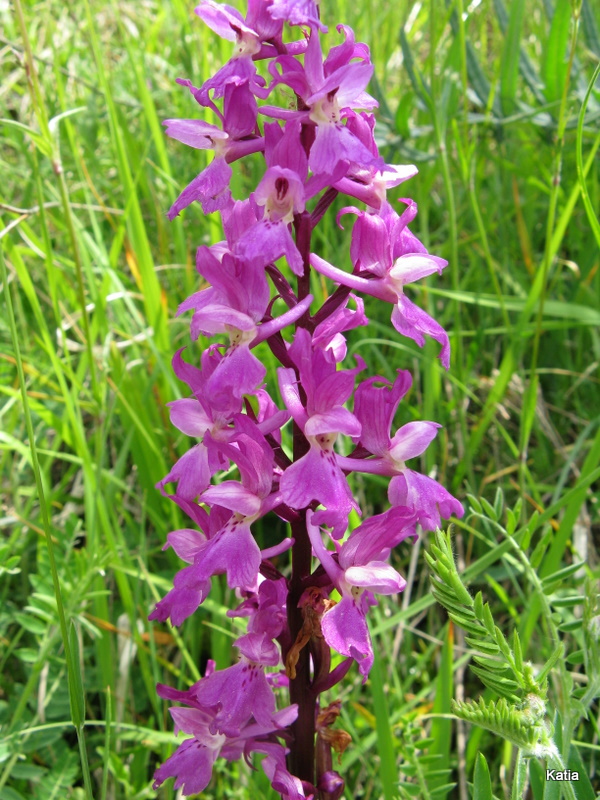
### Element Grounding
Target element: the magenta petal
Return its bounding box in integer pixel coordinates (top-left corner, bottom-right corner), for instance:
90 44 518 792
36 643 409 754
321 597 373 680
201 521 261 589
280 445 354 519
349 211 392 276
158 444 211 500
277 367 309 429
389 253 447 285
168 158 232 219
235 632 280 665
269 0 327 31
193 661 277 737
388 469 464 531
345 562 406 594
195 1 250 40
237 218 303 274
310 123 378 178
165 528 208 563
389 420 441 462
163 118 227 149
168 398 212 437
152 737 216 794
391 295 451 369
201 481 262 516
354 371 412 455
223 79 258 138
149 567 211 626
190 304 257 338
304 407 361 438
340 506 417 567
206 346 266 401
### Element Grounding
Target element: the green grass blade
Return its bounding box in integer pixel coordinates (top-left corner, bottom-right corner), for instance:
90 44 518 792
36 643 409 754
542 0 572 106
499 0 527 114
1 245 94 800
575 61 600 248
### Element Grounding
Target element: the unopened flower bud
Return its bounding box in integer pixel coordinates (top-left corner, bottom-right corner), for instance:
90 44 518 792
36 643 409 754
317 770 345 800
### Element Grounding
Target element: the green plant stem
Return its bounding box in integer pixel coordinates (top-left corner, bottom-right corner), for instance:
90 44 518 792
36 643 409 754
549 755 579 800
510 750 528 800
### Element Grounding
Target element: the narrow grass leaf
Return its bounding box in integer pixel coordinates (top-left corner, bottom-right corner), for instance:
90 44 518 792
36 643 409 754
369 645 398 800
542 0 572 106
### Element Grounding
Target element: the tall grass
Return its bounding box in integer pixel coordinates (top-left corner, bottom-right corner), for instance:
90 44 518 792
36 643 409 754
1 0 599 797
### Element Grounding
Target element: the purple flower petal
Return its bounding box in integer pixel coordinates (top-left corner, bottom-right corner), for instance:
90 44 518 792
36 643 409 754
388 469 464 531
201 481 262 517
339 506 417 566
354 371 412 455
168 398 212 437
345 562 406 594
198 518 262 589
388 420 442 462
157 444 212 501
304 407 361 438
164 528 208 563
167 158 232 219
389 253 447 285
321 596 373 679
223 78 258 138
193 659 277 737
163 118 227 149
281 444 354 515
391 295 451 369
152 737 216 794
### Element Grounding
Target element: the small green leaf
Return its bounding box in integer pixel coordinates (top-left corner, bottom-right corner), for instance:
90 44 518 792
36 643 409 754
482 605 496 636
529 758 545 800
565 649 584 665
465 637 500 656
473 592 485 621
541 562 586 588
550 595 585 608
567 744 596 800
467 494 483 514
479 496 497 521
513 631 523 673
472 752 493 800
557 619 583 632
493 487 504 519
536 643 563 685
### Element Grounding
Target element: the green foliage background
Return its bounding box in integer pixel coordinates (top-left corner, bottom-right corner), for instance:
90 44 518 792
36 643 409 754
1 0 599 797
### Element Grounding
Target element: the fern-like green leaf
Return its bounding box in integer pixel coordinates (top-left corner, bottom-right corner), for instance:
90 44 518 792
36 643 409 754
452 697 558 758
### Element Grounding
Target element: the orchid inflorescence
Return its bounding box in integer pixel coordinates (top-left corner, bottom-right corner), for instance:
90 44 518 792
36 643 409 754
150 1 463 797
